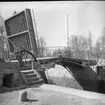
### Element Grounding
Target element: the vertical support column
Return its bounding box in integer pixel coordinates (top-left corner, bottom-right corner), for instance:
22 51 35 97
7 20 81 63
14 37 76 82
25 9 38 57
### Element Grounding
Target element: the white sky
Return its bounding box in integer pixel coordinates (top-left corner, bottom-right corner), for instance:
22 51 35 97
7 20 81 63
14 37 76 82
0 1 105 47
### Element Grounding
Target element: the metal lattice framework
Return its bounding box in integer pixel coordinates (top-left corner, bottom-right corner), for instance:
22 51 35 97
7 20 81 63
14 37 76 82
4 9 38 59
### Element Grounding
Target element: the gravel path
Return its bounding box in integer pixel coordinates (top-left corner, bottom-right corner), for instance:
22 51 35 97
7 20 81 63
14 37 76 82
0 84 105 105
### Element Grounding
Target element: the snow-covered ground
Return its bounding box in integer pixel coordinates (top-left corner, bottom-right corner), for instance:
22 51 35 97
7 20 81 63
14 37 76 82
0 84 105 105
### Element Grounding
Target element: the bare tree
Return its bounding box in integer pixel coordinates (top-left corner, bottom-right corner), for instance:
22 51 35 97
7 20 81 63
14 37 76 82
0 15 10 60
87 31 93 60
93 37 101 61
69 34 88 59
0 25 4 35
100 27 105 59
0 33 9 59
37 36 46 57
91 27 105 60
